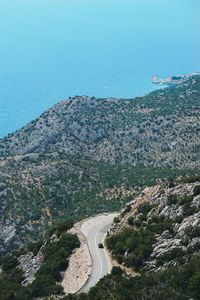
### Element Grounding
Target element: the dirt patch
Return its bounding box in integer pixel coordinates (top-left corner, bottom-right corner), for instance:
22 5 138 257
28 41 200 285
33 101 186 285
61 242 91 295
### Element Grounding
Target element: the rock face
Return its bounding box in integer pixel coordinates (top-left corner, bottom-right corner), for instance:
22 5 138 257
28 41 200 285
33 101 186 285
18 251 44 286
0 77 200 168
0 224 21 257
111 179 200 271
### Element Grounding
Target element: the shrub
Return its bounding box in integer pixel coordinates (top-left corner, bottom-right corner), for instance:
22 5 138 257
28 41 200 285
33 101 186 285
168 180 175 188
1 255 18 271
137 202 153 215
175 215 183 224
183 203 195 218
148 215 174 234
156 247 185 266
27 241 43 256
193 185 200 196
181 175 200 183
114 217 120 223
178 194 194 205
111 266 123 276
167 194 178 205
128 216 134 226
49 219 74 237
185 226 200 239
107 227 155 271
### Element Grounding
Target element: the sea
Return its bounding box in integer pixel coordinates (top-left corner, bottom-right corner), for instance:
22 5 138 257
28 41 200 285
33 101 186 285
0 0 200 138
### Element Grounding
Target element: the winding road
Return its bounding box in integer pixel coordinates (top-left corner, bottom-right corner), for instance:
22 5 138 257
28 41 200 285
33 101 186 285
80 213 118 292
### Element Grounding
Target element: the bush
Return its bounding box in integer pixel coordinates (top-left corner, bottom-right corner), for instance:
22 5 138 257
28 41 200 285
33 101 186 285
185 226 200 239
156 247 185 266
168 180 175 188
1 255 18 271
137 202 153 215
148 215 174 234
182 203 195 218
114 217 120 223
167 194 178 205
188 272 200 299
128 216 134 226
29 232 80 297
193 185 200 196
175 215 183 224
49 219 74 237
181 175 200 183
111 266 123 276
178 194 193 205
27 241 43 256
107 227 155 271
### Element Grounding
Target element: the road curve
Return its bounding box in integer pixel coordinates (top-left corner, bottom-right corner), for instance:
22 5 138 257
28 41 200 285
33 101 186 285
80 213 118 293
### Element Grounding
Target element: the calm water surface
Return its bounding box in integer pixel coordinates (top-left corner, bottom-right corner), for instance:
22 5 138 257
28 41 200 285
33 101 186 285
0 0 200 137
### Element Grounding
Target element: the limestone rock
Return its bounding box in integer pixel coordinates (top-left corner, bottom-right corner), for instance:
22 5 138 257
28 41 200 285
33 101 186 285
18 251 44 286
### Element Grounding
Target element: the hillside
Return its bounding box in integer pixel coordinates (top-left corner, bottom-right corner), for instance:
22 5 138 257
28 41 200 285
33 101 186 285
65 177 200 300
0 77 200 257
1 178 200 300
0 77 200 299
107 176 200 272
0 220 80 299
0 77 200 168
0 151 193 257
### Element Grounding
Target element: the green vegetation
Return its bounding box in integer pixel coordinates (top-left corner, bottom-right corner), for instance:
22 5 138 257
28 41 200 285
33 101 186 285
62 255 200 300
0 220 79 300
185 226 200 239
137 202 153 215
127 202 155 227
156 247 185 266
0 76 200 170
31 233 79 298
181 175 200 183
193 185 200 196
106 213 175 271
1 151 197 256
1 255 18 271
27 241 43 256
0 77 200 298
147 215 174 235
48 219 74 237
166 193 199 218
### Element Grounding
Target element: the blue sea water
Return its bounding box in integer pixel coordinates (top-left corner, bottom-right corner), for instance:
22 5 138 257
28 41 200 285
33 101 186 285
0 0 200 138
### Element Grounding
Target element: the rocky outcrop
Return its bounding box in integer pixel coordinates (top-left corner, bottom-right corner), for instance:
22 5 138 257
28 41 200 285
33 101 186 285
0 224 21 257
110 179 200 271
175 212 200 234
110 185 160 234
18 251 44 286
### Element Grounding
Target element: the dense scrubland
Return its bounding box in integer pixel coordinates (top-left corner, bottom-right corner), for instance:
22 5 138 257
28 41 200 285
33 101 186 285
0 152 195 256
0 77 200 299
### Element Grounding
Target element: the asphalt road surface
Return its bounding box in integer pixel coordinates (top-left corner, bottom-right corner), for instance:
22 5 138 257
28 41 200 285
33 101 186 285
80 213 118 292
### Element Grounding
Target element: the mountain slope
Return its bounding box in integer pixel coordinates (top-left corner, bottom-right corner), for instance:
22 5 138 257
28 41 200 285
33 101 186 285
107 177 200 272
1 151 193 257
2 178 199 300
0 220 80 299
61 177 200 300
0 77 200 168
